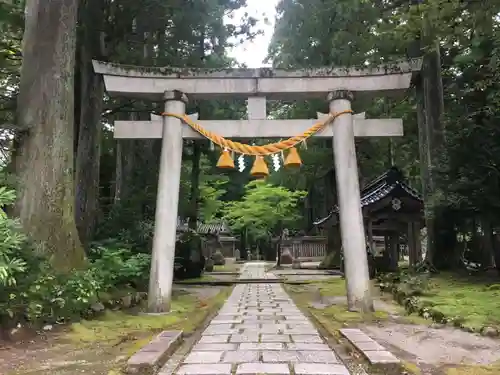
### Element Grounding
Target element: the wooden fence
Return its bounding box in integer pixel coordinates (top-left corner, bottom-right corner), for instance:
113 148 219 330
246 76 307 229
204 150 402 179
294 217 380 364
284 236 327 261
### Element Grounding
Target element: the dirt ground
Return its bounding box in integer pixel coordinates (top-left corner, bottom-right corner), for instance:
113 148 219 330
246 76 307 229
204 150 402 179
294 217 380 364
0 332 127 375
0 286 224 375
363 323 500 367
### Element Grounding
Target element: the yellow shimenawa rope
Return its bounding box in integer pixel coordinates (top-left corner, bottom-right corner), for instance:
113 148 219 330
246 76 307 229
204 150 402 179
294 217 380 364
160 110 353 156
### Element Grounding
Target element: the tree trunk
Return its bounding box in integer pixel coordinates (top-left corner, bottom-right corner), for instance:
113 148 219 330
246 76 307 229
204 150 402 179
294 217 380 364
75 65 103 249
408 1 447 269
417 44 447 267
74 0 105 248
188 142 201 230
323 223 341 268
114 114 138 205
12 0 85 270
493 230 500 275
276 222 284 267
481 218 495 268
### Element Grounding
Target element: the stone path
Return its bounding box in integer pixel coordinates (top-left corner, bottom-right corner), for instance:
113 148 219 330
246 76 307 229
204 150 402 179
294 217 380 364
163 263 350 375
238 262 278 280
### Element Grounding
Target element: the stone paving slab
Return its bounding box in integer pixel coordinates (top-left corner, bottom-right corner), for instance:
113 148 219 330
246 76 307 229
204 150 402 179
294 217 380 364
236 363 289 374
176 364 232 375
127 330 182 374
295 363 350 375
165 263 351 375
340 328 400 365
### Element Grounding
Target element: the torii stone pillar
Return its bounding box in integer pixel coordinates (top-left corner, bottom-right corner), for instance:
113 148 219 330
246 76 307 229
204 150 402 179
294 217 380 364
148 90 186 313
330 89 371 311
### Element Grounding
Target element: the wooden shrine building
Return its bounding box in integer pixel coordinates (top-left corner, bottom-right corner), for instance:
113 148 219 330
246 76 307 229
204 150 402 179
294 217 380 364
176 218 237 258
315 166 424 270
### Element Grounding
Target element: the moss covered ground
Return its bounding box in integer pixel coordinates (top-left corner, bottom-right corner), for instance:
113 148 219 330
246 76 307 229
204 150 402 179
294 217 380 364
418 272 500 331
5 286 230 375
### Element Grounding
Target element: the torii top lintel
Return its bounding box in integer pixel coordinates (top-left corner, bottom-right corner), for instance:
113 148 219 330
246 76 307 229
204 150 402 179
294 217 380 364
92 59 422 100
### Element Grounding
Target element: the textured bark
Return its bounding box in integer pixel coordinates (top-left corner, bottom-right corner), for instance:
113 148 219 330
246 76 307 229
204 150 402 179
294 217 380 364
480 219 495 268
188 142 201 230
12 0 85 269
324 223 341 267
415 38 446 266
75 0 105 247
114 141 137 204
493 231 500 274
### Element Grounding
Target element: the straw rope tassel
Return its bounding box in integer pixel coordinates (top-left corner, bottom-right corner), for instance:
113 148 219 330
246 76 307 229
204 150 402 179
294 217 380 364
160 110 353 156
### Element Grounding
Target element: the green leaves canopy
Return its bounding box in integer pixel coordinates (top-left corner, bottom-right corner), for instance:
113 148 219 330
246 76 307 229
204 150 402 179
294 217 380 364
223 180 306 240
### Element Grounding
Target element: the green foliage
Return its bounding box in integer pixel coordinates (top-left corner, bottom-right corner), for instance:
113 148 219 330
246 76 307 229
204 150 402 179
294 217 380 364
199 178 227 221
0 187 27 287
0 0 22 127
0 187 152 328
223 180 307 242
270 0 500 269
21 269 101 323
94 0 258 248
88 241 151 291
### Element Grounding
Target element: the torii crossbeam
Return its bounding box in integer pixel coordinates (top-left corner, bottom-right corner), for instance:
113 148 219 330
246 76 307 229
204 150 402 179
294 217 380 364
93 59 422 314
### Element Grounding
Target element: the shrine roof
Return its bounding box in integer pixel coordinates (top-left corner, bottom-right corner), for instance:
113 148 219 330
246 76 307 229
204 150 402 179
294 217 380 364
313 166 423 225
176 219 231 234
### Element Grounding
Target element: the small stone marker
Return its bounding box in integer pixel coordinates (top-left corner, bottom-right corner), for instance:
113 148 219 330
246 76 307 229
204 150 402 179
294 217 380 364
126 330 182 374
339 328 400 365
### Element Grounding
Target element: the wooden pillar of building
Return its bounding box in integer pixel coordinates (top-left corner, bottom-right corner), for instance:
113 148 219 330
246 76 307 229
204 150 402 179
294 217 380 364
389 233 399 271
367 219 374 253
407 221 422 269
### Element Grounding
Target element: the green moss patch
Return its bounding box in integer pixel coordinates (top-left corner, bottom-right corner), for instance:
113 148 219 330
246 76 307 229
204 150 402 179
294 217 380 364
445 364 500 375
9 287 230 375
379 272 500 332
285 281 389 330
419 273 500 330
213 263 241 273
67 288 229 345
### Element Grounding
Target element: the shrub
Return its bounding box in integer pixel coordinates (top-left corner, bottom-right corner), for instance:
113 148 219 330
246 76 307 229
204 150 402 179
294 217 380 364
89 241 151 291
0 187 152 329
212 250 225 266
21 268 101 324
0 187 29 288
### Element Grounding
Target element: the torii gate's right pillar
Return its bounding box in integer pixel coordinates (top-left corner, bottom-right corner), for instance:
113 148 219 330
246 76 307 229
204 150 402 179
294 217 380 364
329 89 373 312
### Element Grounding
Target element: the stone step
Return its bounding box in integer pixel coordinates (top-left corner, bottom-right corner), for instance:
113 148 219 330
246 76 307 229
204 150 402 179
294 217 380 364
126 330 183 374
339 328 400 365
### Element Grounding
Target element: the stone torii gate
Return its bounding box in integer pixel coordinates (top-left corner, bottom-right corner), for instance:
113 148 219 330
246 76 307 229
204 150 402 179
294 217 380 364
93 60 421 313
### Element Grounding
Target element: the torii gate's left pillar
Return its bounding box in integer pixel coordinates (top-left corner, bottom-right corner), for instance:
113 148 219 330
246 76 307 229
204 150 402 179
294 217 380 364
148 90 186 313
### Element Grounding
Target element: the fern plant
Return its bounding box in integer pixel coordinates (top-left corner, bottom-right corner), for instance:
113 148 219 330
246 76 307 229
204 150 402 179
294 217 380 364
0 187 27 286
